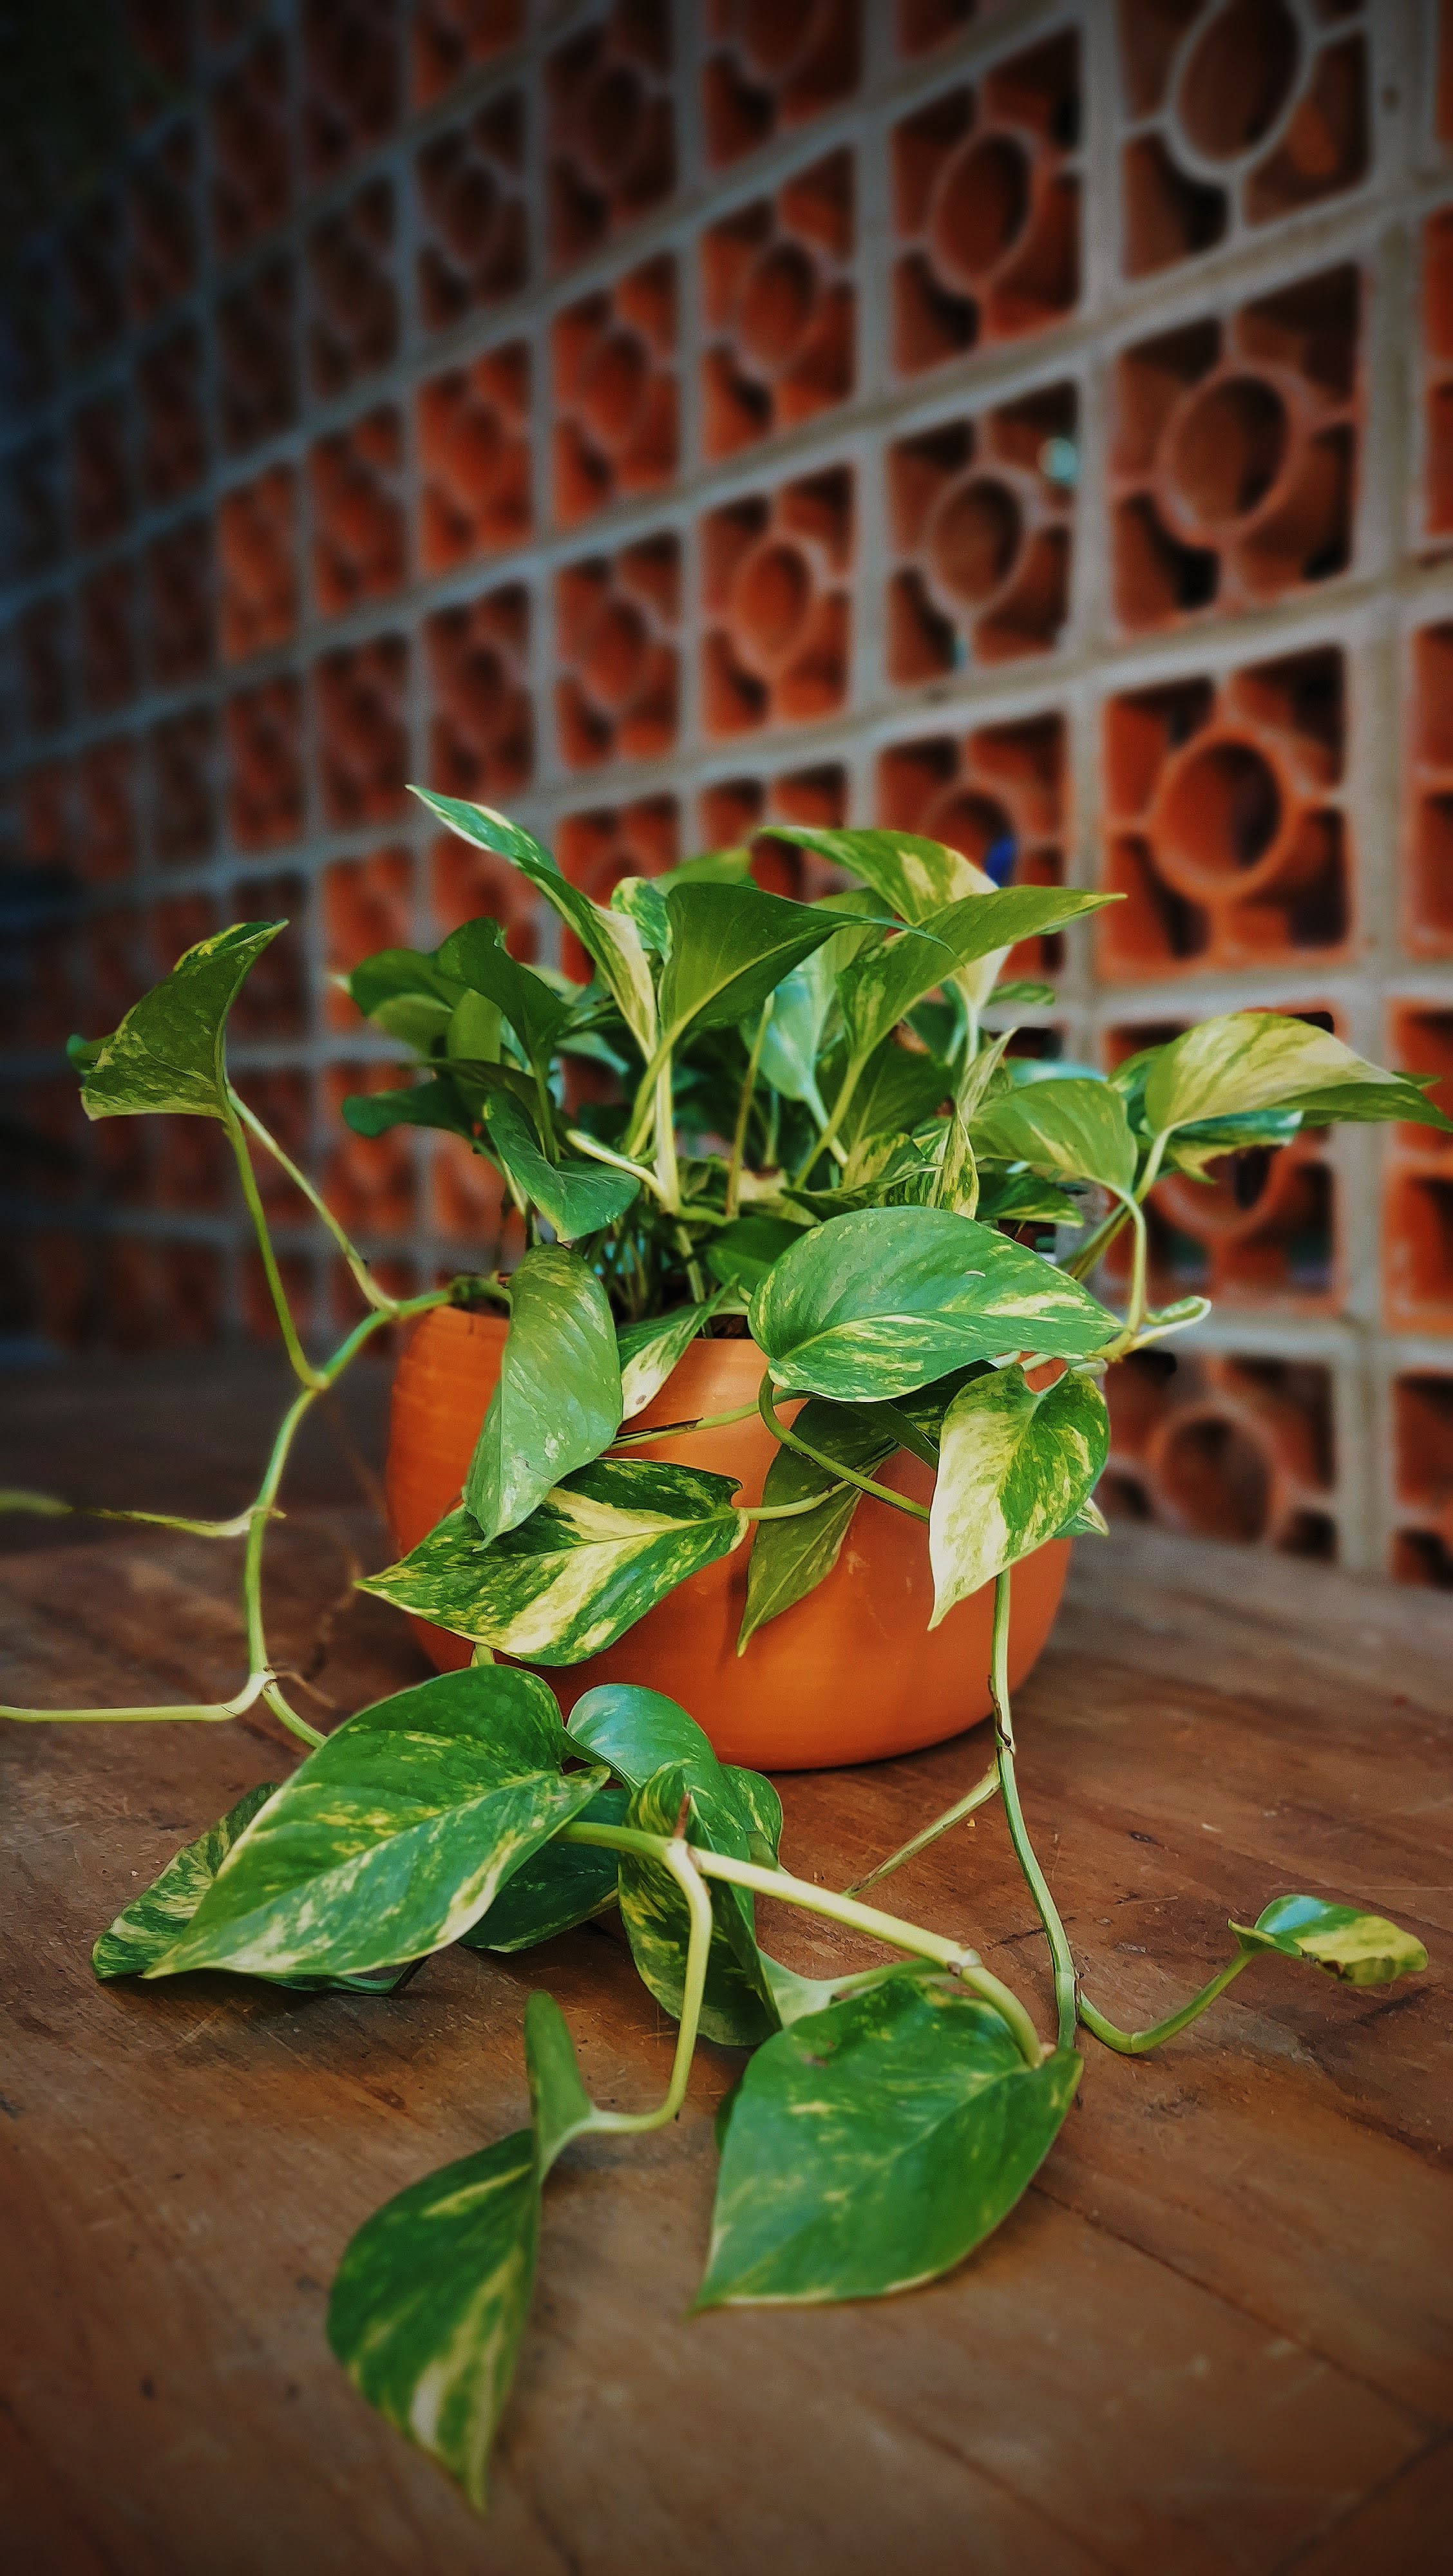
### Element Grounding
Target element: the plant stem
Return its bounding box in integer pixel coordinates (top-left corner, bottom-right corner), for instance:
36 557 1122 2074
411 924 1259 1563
225 1110 326 1388
229 1091 397 1314
846 1762 1000 1896
560 1820 1043 2067
725 1001 770 1220
989 1571 1077 2052
609 1399 760 1450
672 1222 707 1305
1078 1955 1252 2056
744 1485 850 1521
584 1840 714 2137
565 1130 666 1202
0 1493 273 1540
1 1671 274 1726
653 1059 679 1215
757 1374 930 1522
790 1056 860 1188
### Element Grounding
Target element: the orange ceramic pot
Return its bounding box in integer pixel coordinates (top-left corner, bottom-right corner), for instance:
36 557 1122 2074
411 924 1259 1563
384 1305 1069 1772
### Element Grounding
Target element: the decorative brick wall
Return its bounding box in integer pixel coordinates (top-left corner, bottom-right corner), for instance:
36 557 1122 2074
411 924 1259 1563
3 0 1453 1586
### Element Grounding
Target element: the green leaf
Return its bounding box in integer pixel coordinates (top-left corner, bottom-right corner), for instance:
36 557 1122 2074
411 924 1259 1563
971 1077 1137 1198
756 952 835 1118
974 1168 1085 1229
371 993 455 1052
347 946 461 1018
464 1244 622 1542
750 1207 1119 1401
341 1075 476 1142
412 791 658 1056
363 1461 747 1664
91 1785 405 1992
608 873 672 958
144 1668 605 1982
524 1988 600 2174
695 1975 1080 2307
989 980 1058 1009
1142 1013 1453 1137
616 1292 725 1419
567 1679 725 1792
328 2127 538 2515
482 1093 640 1244
1230 1895 1429 1987
833 1038 953 1151
738 1399 897 1651
74 922 285 1122
436 918 573 1072
766 826 988 923
706 1213 808 1292
616 1765 779 2047
928 1366 1108 1626
461 1785 629 1952
839 895 1108 1070
932 1108 977 1215
656 882 853 1057
446 987 503 1066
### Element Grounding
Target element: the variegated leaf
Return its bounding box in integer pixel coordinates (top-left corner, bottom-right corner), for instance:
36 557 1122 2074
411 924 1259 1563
738 1399 897 1651
72 922 285 1122
1230 1895 1429 1986
750 1206 1119 1401
363 1459 748 1664
144 1668 604 1982
461 1785 628 1952
616 1291 725 1419
328 2128 539 2514
1143 1012 1453 1137
696 1976 1081 2307
970 1077 1137 1198
93 1785 409 1992
615 1765 779 2048
482 1095 639 1243
928 1365 1107 1626
464 1244 622 1544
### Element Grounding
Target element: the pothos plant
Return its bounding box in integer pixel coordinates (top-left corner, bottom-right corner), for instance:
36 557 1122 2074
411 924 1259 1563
4 790 1440 2516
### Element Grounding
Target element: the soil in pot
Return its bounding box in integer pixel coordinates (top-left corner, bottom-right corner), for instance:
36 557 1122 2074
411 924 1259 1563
385 1304 1069 1772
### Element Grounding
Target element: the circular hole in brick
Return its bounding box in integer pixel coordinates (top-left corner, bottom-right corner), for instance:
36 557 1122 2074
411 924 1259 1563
739 242 818 374
1167 375 1289 531
581 599 651 713
927 476 1024 607
931 133 1031 289
579 329 649 451
733 540 812 672
1158 739 1282 887
579 64 645 185
446 404 502 504
1175 0 1299 163
1157 1411 1271 1542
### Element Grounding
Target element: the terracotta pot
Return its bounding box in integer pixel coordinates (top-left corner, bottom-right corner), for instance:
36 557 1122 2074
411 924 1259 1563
384 1305 1070 1772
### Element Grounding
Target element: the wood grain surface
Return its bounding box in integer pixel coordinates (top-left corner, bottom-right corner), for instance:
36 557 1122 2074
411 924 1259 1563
1 1352 1450 2575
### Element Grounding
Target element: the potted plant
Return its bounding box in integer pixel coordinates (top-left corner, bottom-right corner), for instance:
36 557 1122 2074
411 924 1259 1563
4 793 1439 2517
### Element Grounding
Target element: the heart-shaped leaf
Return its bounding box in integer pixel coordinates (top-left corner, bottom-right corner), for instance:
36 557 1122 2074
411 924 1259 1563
839 894 1109 1071
1230 1894 1429 1986
832 1039 954 1151
750 1206 1119 1401
464 1245 622 1543
971 1077 1137 1198
363 1461 748 1663
144 1668 603 1981
73 922 285 1122
655 881 855 1059
92 1785 406 1992
928 1365 1107 1625
482 1094 640 1245
328 2127 539 2515
1143 1013 1453 1137
696 1975 1079 2306
616 1765 779 2048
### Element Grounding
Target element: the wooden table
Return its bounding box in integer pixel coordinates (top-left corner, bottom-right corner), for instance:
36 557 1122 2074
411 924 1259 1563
3 1354 1450 2575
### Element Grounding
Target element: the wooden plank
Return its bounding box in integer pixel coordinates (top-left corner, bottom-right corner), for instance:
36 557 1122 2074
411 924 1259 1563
2 1372 1450 2570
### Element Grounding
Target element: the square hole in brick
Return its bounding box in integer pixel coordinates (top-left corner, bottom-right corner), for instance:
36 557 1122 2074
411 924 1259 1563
555 536 679 769
425 587 534 803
